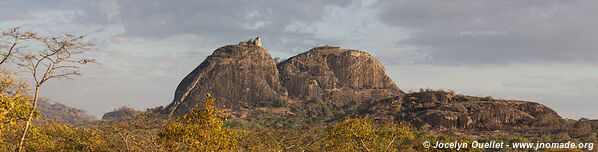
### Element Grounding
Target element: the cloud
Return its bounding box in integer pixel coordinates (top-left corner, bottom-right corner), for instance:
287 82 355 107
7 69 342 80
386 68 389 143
111 0 349 36
376 0 598 65
82 0 353 53
2 0 354 53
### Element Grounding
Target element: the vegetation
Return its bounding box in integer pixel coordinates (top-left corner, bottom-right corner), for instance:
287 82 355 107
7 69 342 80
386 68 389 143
1 27 97 151
0 70 106 151
22 121 106 151
0 70 36 149
159 93 241 151
272 99 289 107
324 117 414 151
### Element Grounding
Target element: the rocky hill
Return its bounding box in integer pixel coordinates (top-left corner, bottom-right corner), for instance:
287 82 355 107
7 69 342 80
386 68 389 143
164 42 596 135
166 45 286 115
38 99 97 125
278 46 402 104
166 44 402 115
101 106 142 121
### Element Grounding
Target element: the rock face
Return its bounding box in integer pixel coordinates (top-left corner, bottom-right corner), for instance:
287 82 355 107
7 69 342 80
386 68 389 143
278 46 402 104
365 90 562 131
167 45 286 114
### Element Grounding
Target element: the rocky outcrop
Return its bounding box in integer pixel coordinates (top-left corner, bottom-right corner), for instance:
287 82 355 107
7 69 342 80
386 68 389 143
278 46 402 104
38 99 97 125
167 44 286 115
168 44 403 115
365 90 562 131
102 106 142 121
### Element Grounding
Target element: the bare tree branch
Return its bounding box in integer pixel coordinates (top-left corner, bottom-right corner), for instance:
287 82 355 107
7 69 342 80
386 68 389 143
14 29 96 152
0 27 36 65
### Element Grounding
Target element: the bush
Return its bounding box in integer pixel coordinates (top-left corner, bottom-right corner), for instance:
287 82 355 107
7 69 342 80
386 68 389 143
24 121 107 151
324 116 414 151
272 99 289 107
158 93 241 151
0 70 37 150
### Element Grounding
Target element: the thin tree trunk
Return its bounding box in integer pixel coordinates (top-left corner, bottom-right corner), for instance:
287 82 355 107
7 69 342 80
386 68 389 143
17 85 40 152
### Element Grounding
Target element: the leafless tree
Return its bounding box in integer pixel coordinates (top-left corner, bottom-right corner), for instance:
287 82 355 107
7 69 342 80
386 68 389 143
0 27 36 65
15 31 96 152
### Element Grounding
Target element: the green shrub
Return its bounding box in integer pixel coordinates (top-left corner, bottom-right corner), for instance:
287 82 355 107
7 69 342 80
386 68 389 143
272 99 289 107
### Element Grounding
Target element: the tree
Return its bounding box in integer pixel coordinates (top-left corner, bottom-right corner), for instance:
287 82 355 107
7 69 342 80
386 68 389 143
0 27 36 65
325 117 414 151
22 121 106 151
239 126 327 151
0 70 37 150
159 93 241 151
13 30 95 151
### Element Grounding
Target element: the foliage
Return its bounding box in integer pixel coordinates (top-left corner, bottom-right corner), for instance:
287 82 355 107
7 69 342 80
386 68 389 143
324 116 415 151
94 109 166 151
0 27 97 151
239 126 327 151
0 91 34 147
272 99 289 107
290 99 364 124
0 70 37 150
236 116 417 151
1 70 104 151
234 99 368 129
2 121 108 151
22 121 106 151
159 93 241 151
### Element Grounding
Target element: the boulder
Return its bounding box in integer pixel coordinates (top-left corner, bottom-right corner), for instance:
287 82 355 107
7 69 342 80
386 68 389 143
278 46 402 104
167 45 286 115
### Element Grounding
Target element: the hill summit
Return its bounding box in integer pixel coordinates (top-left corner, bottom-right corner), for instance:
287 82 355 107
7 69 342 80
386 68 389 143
278 46 402 104
167 44 286 115
166 44 401 115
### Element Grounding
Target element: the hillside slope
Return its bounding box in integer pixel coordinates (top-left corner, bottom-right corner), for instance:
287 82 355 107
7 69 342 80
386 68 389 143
38 99 96 125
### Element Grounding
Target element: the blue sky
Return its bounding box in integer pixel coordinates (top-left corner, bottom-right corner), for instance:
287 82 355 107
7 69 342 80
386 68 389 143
1 0 597 119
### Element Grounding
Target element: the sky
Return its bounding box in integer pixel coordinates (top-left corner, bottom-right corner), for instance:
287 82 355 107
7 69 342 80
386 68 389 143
0 0 597 119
